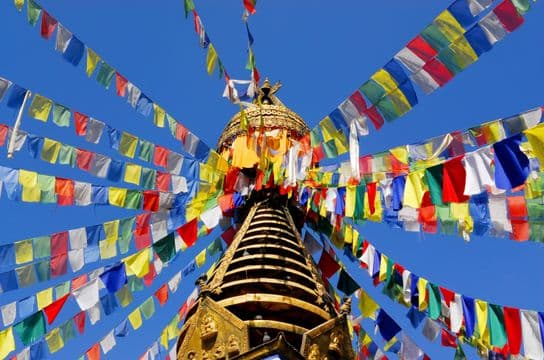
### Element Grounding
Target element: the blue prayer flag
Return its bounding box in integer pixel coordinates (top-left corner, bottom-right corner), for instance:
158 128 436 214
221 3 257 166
7 84 27 109
100 263 127 293
462 295 475 338
63 36 84 66
376 309 401 341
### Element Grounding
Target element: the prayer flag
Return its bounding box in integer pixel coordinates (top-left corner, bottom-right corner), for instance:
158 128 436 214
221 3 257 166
28 94 52 122
40 11 57 39
41 138 61 164
43 294 69 325
86 48 101 77
0 327 15 360
206 44 218 75
14 311 46 346
96 62 115 89
128 308 143 330
27 0 41 26
52 103 70 127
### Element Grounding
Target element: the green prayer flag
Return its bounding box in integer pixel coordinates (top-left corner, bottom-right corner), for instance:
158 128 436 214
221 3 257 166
310 128 322 147
166 114 177 136
120 132 138 158
60 319 76 342
437 48 463 75
119 217 135 254
141 168 156 190
427 283 441 320
27 0 41 26
336 269 359 296
96 62 116 89
425 165 444 206
116 285 134 308
184 0 194 17
124 190 142 209
140 297 155 320
55 282 70 299
376 96 400 122
421 23 450 51
207 238 223 256
488 304 507 347
359 79 386 105
454 345 466 360
322 139 338 158
33 236 51 258
14 311 46 346
59 144 77 166
128 277 144 292
513 0 531 14
138 140 154 162
16 265 37 287
153 234 176 263
52 103 71 127
34 261 50 282
354 184 365 219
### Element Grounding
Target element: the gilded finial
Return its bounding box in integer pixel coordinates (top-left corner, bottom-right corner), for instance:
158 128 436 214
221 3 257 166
256 78 283 106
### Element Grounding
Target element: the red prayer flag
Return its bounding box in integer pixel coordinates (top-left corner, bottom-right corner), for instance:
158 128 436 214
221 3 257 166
115 72 128 97
50 231 68 257
223 168 240 193
76 149 94 171
494 0 524 32
177 219 198 247
442 156 469 203
317 250 340 278
218 194 234 213
40 11 57 39
243 0 257 14
367 182 377 215
220 226 237 246
153 145 169 168
510 220 529 242
359 155 373 175
0 124 8 147
154 284 169 306
364 106 384 130
143 191 160 212
407 35 438 63
134 232 151 250
74 311 86 334
71 274 88 291
51 253 68 277
55 178 74 206
136 213 151 231
73 112 89 136
423 58 453 86
349 90 368 114
175 124 188 143
503 306 522 355
507 196 528 219
441 328 458 348
439 287 455 306
86 343 101 360
156 171 171 192
312 145 325 164
44 294 69 324
143 262 156 287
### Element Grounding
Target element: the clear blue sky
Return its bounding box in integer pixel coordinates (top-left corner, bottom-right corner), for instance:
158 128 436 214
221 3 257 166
0 1 543 358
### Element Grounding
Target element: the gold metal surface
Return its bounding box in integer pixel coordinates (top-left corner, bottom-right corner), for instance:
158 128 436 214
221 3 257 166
244 320 308 335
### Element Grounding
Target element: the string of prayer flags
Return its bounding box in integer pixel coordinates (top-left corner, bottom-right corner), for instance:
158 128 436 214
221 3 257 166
309 0 533 162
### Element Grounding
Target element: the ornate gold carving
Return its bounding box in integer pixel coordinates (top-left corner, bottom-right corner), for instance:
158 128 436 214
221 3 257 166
213 344 226 359
328 330 343 354
199 312 218 342
308 344 321 360
187 351 197 359
340 297 352 316
227 335 240 356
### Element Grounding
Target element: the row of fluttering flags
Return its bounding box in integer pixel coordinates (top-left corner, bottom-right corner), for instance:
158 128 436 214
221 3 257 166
13 0 214 161
300 228 432 359
182 0 261 104
299 109 544 242
0 76 214 172
0 210 226 359
305 213 544 360
312 106 542 182
308 0 533 163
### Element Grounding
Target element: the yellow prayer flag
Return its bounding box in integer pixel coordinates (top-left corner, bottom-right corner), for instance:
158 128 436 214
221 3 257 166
364 188 383 222
160 329 168 350
389 88 412 115
108 187 127 207
19 169 38 187
358 290 379 319
434 10 464 42
103 220 119 243
417 277 428 310
124 248 150 278
524 124 544 165
15 240 33 264
371 69 398 94
167 316 180 340
153 103 165 128
403 170 427 208
99 240 117 259
128 308 143 330
206 44 218 75
119 132 138 158
390 146 409 164
28 94 53 122
384 337 398 351
345 185 356 218
319 117 337 142
378 254 388 282
41 138 61 164
45 328 64 353
333 131 349 155
22 185 41 203
86 48 101 77
37 287 53 310
14 0 24 11
206 261 217 279
124 163 142 185
0 327 15 360
361 333 373 347
344 224 353 245
475 299 488 338
195 249 206 267
450 36 478 68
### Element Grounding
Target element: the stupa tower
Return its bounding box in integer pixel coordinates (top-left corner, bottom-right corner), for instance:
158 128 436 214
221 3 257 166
176 80 355 360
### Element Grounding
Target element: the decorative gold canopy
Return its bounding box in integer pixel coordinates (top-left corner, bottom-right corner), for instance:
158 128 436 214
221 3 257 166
216 79 310 151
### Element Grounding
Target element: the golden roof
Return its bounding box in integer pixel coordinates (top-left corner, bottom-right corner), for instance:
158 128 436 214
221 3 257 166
216 79 310 150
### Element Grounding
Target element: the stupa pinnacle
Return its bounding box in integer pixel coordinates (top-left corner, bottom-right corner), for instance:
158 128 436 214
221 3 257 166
176 80 355 360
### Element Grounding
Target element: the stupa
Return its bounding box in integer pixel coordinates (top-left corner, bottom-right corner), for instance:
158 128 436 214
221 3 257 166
176 80 355 360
